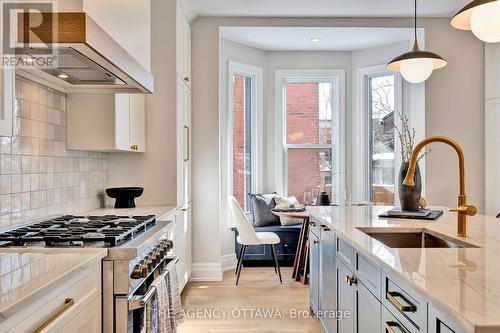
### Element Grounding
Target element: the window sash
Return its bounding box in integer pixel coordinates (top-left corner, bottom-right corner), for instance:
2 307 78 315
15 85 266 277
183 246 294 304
282 77 337 200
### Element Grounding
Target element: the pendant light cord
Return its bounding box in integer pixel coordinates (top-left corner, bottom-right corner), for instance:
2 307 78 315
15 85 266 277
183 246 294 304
414 0 417 42
412 0 419 51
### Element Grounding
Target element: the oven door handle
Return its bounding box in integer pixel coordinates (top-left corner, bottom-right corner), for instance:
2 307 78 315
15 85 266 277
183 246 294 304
128 257 179 311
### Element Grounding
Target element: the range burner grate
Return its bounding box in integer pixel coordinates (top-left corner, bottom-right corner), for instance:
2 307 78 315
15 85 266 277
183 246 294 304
0 215 156 247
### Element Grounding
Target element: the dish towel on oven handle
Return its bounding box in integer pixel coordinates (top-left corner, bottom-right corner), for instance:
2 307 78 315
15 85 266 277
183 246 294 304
145 263 184 333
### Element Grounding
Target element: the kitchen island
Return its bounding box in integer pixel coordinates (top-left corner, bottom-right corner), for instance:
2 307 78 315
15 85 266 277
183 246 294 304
307 205 500 333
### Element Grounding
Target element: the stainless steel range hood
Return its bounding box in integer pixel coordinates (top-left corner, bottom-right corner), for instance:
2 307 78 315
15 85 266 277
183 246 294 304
15 12 154 93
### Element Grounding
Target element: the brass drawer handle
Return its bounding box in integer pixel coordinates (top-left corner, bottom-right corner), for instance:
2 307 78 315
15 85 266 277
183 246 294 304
345 275 357 286
309 222 317 227
386 291 416 312
385 321 409 333
33 298 75 333
130 144 139 150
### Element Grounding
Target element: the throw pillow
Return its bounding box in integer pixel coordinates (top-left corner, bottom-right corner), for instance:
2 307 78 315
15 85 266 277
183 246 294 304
249 193 279 227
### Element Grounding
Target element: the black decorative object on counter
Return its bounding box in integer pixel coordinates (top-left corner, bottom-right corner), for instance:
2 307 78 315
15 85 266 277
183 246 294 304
315 191 331 206
398 162 422 211
106 187 144 208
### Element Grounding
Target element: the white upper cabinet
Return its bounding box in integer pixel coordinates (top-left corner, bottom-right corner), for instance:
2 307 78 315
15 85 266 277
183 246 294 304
485 43 500 217
67 93 146 152
177 80 192 206
176 1 192 88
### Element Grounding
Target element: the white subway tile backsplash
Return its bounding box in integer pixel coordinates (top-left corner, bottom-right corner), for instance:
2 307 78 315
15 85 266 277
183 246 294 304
0 77 108 229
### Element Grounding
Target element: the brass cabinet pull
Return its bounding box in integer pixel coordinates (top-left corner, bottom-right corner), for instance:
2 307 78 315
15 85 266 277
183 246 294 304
130 144 139 151
183 76 190 82
386 291 416 312
33 298 75 333
184 125 190 161
313 239 319 245
385 321 409 333
345 275 357 286
309 222 317 227
321 225 330 231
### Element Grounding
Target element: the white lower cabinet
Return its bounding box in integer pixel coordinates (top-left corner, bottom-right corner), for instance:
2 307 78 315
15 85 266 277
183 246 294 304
174 204 192 292
1 260 101 333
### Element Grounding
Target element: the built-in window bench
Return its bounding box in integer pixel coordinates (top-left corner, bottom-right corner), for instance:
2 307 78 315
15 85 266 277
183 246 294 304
231 224 301 265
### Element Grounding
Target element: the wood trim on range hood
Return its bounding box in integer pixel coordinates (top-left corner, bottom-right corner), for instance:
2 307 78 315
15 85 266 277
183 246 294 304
16 12 154 94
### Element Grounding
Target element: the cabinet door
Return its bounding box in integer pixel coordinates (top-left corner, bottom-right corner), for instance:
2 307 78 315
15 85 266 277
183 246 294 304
184 87 192 203
176 1 183 77
114 94 131 151
355 281 381 333
0 68 14 136
309 230 320 314
129 94 146 152
485 98 500 216
174 207 191 292
320 229 336 333
336 259 354 333
183 16 191 87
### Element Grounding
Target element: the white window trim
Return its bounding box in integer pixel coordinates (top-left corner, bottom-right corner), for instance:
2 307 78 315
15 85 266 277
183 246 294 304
353 64 426 206
226 61 263 212
275 69 346 204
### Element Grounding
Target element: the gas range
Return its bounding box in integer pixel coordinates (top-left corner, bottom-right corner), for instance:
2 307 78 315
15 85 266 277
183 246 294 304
0 215 157 248
0 214 176 332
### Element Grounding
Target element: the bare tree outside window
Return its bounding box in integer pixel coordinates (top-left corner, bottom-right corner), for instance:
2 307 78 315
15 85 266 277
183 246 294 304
369 75 396 205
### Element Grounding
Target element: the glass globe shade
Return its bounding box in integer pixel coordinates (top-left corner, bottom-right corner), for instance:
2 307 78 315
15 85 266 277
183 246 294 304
400 58 434 84
470 1 500 43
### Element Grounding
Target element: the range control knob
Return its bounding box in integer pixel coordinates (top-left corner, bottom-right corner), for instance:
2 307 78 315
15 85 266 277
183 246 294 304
131 261 148 279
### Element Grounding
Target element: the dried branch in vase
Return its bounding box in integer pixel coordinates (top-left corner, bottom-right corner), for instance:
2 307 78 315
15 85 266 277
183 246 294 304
393 111 430 163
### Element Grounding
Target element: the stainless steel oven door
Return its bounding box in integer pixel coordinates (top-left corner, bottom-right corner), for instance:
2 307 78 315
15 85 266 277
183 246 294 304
115 257 178 333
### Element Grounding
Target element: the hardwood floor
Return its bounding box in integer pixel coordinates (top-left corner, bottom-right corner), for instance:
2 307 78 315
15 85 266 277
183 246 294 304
177 267 321 333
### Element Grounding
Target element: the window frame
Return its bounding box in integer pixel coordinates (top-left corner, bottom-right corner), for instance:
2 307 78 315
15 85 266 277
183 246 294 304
227 61 263 212
275 69 345 204
356 64 403 205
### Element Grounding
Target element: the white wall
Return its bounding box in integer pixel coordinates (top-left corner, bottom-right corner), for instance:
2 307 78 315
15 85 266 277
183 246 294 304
192 17 484 279
219 39 267 258
107 0 178 206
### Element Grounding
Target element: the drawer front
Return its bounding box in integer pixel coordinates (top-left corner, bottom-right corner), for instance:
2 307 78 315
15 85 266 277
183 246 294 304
3 263 101 333
336 236 353 267
59 296 101 333
382 305 417 333
275 232 299 256
354 251 381 299
383 274 426 332
428 304 466 333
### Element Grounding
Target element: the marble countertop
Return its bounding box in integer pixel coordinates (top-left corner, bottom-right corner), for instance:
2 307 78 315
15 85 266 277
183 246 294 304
307 206 500 333
84 205 178 221
0 248 106 317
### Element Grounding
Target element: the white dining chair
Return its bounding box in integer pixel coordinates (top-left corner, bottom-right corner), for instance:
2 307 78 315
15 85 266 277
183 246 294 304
228 196 282 285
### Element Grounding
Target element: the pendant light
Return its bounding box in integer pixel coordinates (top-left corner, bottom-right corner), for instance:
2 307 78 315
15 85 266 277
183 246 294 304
451 0 500 43
387 0 447 83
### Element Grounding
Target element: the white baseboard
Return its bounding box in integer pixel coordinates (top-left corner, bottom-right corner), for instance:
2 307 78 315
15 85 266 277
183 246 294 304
190 263 223 281
221 253 237 272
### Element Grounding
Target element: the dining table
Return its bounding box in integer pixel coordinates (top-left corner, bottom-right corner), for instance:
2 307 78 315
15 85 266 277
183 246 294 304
272 209 310 284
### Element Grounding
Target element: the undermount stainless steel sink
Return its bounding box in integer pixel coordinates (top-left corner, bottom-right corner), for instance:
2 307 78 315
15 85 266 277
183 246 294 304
357 228 479 248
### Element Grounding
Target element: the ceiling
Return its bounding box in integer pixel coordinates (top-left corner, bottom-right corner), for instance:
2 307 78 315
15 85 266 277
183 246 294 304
220 27 416 51
180 0 469 21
